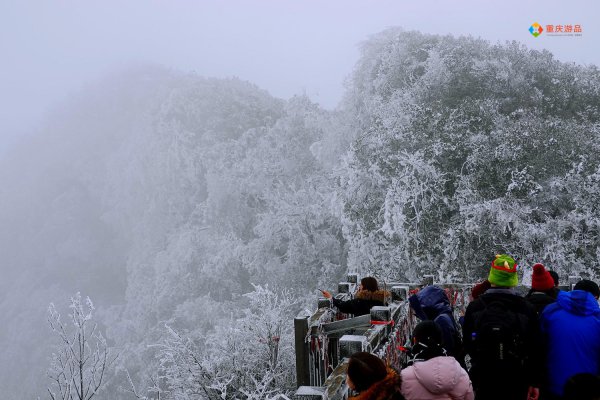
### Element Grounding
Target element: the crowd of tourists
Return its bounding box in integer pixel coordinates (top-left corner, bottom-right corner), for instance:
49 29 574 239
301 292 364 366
324 255 600 400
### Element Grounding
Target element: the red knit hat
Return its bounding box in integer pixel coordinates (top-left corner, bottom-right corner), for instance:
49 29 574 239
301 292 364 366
531 263 554 291
471 280 491 299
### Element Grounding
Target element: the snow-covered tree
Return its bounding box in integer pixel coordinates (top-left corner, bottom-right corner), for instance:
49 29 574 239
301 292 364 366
340 29 600 282
47 293 116 400
151 285 298 400
4 29 600 399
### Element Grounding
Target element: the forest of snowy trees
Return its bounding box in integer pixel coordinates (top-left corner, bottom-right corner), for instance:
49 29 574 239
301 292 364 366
1 29 600 399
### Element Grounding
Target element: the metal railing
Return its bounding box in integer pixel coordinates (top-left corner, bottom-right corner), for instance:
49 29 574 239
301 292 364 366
293 274 474 400
293 273 581 400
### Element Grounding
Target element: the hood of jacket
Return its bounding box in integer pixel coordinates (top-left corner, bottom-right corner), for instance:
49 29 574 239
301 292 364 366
412 356 465 394
556 289 600 316
350 369 403 400
355 289 390 303
409 285 452 320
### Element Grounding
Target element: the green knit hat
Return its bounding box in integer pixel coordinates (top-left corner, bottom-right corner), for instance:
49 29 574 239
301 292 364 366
488 254 518 287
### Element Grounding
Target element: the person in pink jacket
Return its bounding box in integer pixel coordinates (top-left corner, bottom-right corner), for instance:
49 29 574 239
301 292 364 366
401 321 474 400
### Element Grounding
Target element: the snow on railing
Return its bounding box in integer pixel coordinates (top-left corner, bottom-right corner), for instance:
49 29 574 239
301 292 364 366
294 273 581 399
293 274 472 400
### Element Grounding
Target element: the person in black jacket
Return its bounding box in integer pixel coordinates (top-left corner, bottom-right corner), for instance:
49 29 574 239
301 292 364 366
548 270 560 288
463 254 542 400
323 277 390 316
563 373 600 400
525 263 558 315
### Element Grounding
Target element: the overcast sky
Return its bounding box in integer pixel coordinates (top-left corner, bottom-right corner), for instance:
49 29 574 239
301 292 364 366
1 0 598 155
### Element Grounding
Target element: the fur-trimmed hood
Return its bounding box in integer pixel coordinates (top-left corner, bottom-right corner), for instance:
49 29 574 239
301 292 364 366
355 289 391 303
350 369 403 400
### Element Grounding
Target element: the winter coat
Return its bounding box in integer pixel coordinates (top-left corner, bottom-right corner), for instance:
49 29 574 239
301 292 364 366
525 288 557 315
540 289 600 397
333 289 389 316
409 286 462 359
349 368 404 400
401 356 474 400
462 288 542 399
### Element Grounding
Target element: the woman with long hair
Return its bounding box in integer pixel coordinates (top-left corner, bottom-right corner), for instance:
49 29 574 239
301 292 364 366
346 352 404 400
323 276 390 316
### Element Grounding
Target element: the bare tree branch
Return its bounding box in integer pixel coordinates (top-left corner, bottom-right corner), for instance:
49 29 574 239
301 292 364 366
46 293 117 400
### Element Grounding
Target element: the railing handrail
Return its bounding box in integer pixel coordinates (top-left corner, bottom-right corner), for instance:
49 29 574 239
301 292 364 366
294 275 474 399
294 274 581 400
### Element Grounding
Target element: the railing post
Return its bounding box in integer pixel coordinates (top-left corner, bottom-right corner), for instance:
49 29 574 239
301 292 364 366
339 335 368 359
295 312 311 388
295 386 326 400
391 285 409 301
347 273 358 284
317 297 331 309
338 282 351 294
568 275 581 291
371 306 392 335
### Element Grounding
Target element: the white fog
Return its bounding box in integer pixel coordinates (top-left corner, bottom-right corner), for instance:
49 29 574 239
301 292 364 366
1 1 599 399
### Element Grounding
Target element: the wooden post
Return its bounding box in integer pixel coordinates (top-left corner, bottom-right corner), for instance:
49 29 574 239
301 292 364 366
295 313 311 388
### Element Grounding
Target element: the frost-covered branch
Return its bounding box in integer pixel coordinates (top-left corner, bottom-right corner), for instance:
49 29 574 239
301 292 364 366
46 293 117 400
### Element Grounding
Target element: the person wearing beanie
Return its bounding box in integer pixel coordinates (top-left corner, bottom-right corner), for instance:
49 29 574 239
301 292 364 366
462 254 542 400
548 270 560 288
563 373 600 400
540 279 600 399
573 279 600 298
401 321 474 400
526 263 558 314
487 253 519 287
346 352 404 400
470 280 491 301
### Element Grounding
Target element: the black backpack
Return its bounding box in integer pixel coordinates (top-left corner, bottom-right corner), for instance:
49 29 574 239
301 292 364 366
472 297 529 366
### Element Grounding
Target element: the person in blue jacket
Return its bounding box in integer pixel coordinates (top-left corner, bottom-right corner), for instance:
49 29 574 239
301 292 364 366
408 285 462 361
540 279 600 400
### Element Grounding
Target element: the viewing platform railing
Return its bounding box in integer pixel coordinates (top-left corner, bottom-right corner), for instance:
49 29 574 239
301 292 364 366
294 273 580 400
